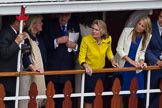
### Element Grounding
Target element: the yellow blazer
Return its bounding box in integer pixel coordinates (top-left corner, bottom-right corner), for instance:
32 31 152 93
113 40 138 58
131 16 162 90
78 34 114 69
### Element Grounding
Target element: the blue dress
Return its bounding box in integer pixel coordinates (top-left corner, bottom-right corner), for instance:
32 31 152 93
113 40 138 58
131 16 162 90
120 35 144 98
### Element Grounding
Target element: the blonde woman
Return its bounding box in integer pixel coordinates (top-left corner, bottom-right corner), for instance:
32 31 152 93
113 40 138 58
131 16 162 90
78 19 119 108
19 14 46 108
115 16 152 108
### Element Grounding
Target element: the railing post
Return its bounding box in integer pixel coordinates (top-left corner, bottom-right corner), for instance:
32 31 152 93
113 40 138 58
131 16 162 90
80 73 85 108
46 81 55 108
159 79 162 108
28 82 38 108
63 80 73 108
146 70 151 108
129 77 138 108
111 78 121 108
0 83 5 108
93 79 104 108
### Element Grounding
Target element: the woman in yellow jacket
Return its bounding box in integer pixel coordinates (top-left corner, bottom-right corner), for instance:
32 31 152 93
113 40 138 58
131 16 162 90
78 19 119 108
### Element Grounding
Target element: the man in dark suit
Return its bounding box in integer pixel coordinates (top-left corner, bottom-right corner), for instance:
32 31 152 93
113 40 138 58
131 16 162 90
42 13 81 108
145 10 162 108
0 15 25 108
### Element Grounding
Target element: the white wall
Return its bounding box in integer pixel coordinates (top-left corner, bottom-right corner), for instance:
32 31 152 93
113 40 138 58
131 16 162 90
0 0 57 2
0 0 158 3
0 0 161 15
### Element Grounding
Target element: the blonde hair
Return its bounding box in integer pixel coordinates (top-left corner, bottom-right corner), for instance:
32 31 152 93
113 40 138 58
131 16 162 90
91 19 109 39
132 16 152 50
25 14 43 35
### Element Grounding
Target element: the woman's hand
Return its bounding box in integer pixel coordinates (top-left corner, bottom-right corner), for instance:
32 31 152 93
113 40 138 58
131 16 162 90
110 58 119 68
129 60 140 68
36 68 44 74
140 63 147 69
112 62 119 68
139 59 147 69
82 63 93 76
29 64 44 74
123 55 140 68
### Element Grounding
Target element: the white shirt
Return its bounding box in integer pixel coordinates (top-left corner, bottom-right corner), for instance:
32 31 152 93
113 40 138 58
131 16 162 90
53 24 78 52
157 21 162 36
10 25 17 34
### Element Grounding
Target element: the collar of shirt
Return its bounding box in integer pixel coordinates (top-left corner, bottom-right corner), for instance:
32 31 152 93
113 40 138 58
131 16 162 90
157 21 162 35
90 35 108 44
10 25 17 34
60 24 67 30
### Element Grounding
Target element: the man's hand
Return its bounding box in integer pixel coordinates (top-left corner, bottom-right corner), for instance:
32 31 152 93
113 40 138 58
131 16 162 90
56 36 68 44
66 41 76 48
156 60 162 67
15 33 25 44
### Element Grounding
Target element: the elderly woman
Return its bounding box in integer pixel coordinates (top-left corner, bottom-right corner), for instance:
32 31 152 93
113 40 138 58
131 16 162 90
78 19 119 108
19 14 46 108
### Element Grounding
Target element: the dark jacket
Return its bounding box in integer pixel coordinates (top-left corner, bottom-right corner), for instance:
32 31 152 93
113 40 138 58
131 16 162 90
42 18 81 83
0 26 19 95
145 21 162 65
0 26 20 71
145 21 162 108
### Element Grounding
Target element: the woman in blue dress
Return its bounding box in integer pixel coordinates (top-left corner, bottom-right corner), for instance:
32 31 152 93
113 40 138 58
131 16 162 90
115 16 152 108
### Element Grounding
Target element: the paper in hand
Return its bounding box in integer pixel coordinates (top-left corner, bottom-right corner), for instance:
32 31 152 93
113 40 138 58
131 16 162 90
68 32 79 52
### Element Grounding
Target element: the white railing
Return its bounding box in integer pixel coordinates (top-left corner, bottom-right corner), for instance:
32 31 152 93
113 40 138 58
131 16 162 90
0 66 161 108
